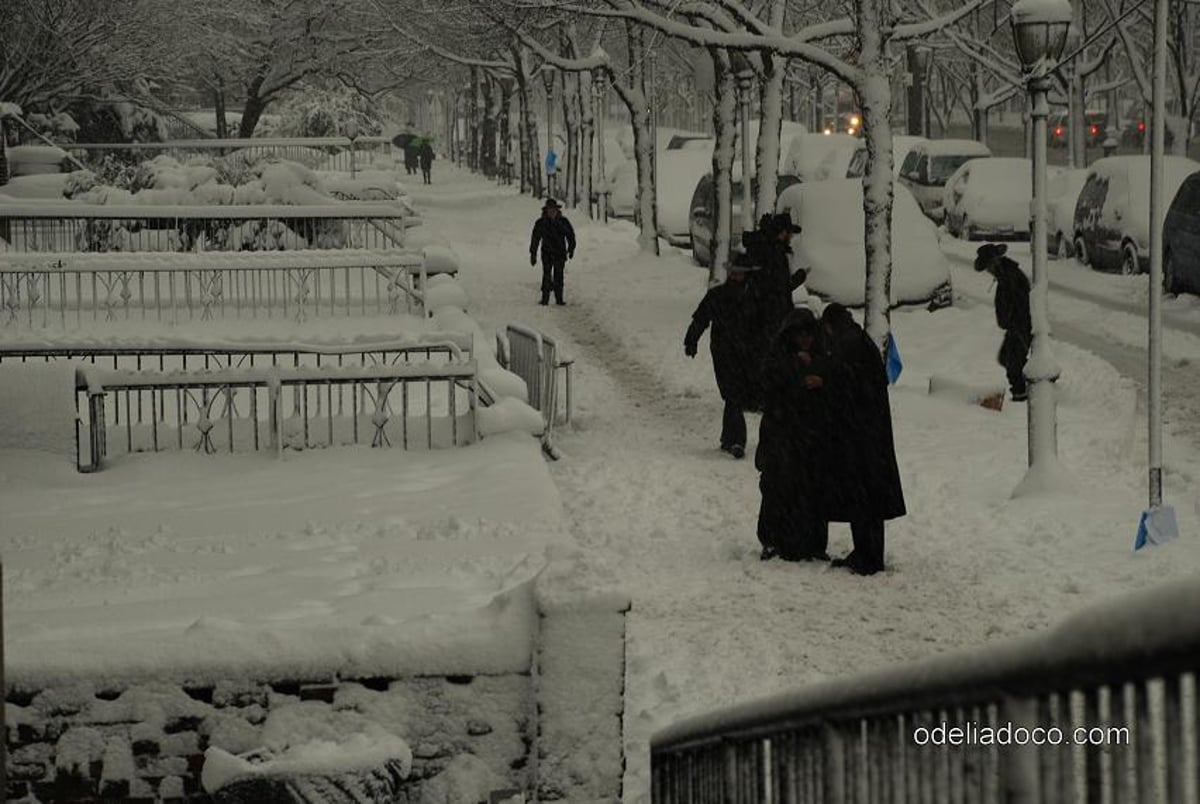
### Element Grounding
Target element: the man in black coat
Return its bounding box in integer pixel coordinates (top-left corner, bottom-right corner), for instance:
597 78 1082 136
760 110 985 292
737 213 807 337
684 262 769 458
418 140 435 184
821 303 906 576
529 198 576 306
756 307 831 561
975 243 1032 402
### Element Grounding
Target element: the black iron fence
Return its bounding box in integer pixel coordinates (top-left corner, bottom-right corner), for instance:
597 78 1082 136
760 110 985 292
75 360 481 472
0 249 428 325
650 576 1200 802
0 202 418 254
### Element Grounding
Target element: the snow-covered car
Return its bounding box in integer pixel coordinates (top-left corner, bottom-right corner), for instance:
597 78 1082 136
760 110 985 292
658 148 718 246
1073 155 1200 274
781 133 858 182
840 136 924 181
898 139 991 222
688 173 802 267
942 158 1040 241
1164 170 1200 294
1047 168 1088 258
891 136 926 179
777 179 952 309
816 138 867 181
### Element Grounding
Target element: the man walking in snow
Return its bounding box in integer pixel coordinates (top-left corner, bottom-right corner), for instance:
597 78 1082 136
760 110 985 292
684 262 769 459
975 243 1032 402
821 304 906 576
529 198 576 306
736 213 806 337
418 139 435 185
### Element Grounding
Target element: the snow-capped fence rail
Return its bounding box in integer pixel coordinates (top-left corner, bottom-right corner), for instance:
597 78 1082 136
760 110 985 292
0 249 429 325
75 361 481 472
0 202 419 254
649 576 1200 802
63 135 394 173
497 324 573 459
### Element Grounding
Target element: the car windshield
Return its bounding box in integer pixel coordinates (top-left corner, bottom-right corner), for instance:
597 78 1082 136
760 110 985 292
929 155 976 184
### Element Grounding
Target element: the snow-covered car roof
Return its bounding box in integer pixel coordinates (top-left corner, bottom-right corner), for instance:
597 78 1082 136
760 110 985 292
914 139 992 157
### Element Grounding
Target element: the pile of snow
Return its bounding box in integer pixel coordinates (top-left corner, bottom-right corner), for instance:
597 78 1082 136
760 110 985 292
0 362 76 456
779 178 950 306
8 145 70 177
424 275 469 312
316 170 405 201
0 172 86 200
782 133 858 181
422 244 461 276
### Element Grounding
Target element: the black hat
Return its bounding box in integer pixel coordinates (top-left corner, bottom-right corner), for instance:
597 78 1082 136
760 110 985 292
769 213 802 234
542 198 562 210
975 243 1007 271
780 307 818 335
821 302 855 331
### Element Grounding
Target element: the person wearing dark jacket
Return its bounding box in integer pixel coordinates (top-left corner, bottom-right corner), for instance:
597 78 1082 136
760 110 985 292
736 213 807 337
821 303 906 576
684 263 769 457
975 243 1032 402
418 139 435 184
755 307 831 561
529 198 576 306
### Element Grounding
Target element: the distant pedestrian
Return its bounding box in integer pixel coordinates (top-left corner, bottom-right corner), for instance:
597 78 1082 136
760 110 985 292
975 243 1032 402
756 308 831 560
821 303 906 576
529 198 575 306
418 139 435 185
684 261 769 458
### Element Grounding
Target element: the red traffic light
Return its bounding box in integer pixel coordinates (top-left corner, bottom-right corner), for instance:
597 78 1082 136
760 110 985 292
1090 125 1098 135
1138 121 1146 132
1054 127 1064 136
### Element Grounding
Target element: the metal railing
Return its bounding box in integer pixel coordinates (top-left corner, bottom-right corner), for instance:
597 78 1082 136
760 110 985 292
75 360 480 472
650 575 1200 802
500 324 573 459
0 249 428 325
0 202 419 254
63 136 395 173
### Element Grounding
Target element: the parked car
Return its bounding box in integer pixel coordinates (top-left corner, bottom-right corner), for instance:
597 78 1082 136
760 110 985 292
1163 170 1200 294
942 158 1048 241
898 139 992 222
1047 168 1089 258
776 179 952 309
1073 155 1200 274
1120 115 1177 149
688 173 802 267
782 133 859 182
658 148 719 246
814 138 866 181
891 136 927 179
1049 111 1109 148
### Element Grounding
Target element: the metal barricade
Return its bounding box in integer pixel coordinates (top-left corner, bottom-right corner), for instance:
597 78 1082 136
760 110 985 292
501 324 573 458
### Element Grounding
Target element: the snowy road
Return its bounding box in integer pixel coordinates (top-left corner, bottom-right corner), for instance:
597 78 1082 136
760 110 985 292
410 168 1200 802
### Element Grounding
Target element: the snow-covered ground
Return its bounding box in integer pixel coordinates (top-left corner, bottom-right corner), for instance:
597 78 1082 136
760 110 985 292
5 162 1200 802
405 166 1200 800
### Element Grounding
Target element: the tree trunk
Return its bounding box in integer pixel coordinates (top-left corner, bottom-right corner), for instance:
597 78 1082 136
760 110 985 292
755 54 785 219
562 71 579 207
856 0 896 351
238 77 269 138
620 23 659 253
579 69 595 218
480 77 497 177
709 52 737 285
213 79 228 140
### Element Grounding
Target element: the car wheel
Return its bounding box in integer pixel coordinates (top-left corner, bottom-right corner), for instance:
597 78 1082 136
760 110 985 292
1165 252 1182 294
1074 236 1089 266
1120 243 1139 276
1055 232 1072 260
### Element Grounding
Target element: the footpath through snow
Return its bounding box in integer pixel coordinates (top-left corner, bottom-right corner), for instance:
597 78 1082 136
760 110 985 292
410 166 1200 802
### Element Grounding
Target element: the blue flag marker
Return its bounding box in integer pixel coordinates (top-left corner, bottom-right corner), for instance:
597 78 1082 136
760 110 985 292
545 149 558 174
1133 504 1180 551
885 334 903 385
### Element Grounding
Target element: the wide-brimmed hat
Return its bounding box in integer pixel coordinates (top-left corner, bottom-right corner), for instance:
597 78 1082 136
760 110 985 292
768 213 802 234
542 198 562 210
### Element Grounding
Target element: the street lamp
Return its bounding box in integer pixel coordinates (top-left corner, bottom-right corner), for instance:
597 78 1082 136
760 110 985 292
1011 0 1071 485
729 51 756 235
593 68 609 223
344 118 360 178
542 67 556 197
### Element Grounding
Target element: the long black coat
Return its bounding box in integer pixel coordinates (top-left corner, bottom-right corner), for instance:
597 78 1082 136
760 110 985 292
685 280 769 410
736 231 807 335
992 256 1032 370
418 144 434 169
823 323 906 523
755 333 831 479
530 215 576 262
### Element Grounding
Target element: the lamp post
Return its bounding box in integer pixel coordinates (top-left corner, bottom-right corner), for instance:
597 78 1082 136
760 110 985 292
344 118 360 178
593 68 609 223
730 51 756 235
1011 0 1071 482
542 68 556 197
647 50 659 205
1148 0 1168 509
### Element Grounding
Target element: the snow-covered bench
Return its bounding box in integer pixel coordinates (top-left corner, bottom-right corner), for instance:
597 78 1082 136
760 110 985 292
0 249 430 325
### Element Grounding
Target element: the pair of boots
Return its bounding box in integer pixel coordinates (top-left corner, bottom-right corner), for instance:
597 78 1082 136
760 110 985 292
539 294 565 306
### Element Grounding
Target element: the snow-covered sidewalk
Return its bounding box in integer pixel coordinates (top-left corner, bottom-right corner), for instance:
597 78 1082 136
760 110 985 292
408 166 1200 801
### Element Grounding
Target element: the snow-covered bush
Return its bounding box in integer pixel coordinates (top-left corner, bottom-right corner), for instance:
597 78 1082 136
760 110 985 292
272 88 384 139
